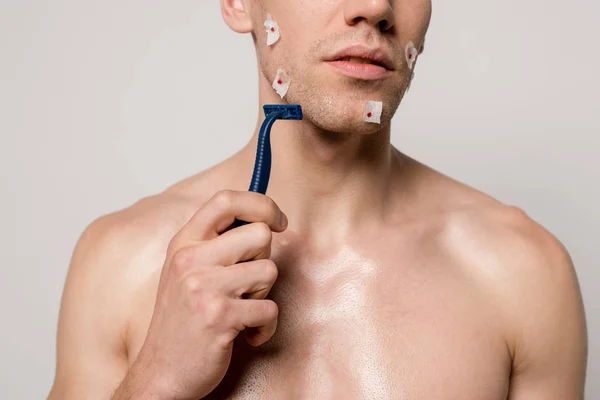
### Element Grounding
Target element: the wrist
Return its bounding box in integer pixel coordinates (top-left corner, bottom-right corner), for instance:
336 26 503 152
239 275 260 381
112 356 175 400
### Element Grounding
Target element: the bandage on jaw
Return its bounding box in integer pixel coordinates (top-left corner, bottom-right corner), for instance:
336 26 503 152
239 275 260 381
264 14 280 46
272 69 291 98
364 101 383 124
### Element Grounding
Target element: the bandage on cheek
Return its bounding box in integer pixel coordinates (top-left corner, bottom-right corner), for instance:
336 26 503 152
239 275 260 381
364 101 383 124
264 14 280 46
272 69 291 98
405 41 418 69
405 41 418 92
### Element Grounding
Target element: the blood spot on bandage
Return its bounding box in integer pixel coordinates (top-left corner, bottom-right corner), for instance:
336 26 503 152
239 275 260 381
405 41 418 69
264 14 281 46
272 69 291 98
364 101 382 124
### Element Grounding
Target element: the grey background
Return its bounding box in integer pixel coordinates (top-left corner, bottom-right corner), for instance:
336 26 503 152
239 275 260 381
1 0 598 398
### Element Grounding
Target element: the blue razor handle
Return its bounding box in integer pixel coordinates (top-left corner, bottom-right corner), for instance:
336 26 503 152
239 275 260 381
232 105 303 228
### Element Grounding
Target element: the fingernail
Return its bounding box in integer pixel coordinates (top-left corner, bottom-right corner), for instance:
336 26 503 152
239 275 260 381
281 213 288 228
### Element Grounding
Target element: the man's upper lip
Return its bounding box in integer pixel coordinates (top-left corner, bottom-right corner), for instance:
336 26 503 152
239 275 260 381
327 45 395 71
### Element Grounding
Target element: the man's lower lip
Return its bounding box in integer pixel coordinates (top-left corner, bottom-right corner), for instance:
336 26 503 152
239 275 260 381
326 61 391 80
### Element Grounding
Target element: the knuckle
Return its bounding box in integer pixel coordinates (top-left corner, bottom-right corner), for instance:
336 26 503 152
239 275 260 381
253 222 272 245
213 190 235 210
182 275 201 294
263 300 279 320
262 195 277 213
264 196 281 221
203 294 230 328
261 259 278 282
170 247 195 275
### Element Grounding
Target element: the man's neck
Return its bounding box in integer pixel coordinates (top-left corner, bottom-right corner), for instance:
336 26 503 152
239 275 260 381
235 104 404 243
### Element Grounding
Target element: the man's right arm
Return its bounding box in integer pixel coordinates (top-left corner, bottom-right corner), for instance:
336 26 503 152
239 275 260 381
49 189 288 400
48 216 135 400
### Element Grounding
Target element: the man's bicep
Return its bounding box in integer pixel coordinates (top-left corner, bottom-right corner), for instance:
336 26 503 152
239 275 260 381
49 218 131 400
507 242 587 399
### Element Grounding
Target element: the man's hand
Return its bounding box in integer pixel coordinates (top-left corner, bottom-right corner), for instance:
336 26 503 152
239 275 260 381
111 190 288 400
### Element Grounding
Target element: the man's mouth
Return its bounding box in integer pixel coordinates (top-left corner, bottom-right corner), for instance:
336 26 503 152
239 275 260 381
327 59 391 80
336 57 387 68
325 45 395 80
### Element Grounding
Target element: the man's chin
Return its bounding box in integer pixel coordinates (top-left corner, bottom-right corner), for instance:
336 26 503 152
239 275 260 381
291 97 391 135
304 108 389 135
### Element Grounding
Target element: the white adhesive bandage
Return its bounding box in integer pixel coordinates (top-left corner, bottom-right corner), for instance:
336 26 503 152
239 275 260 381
406 70 415 92
272 69 291 98
405 41 418 70
364 101 383 124
264 14 280 46
404 41 419 93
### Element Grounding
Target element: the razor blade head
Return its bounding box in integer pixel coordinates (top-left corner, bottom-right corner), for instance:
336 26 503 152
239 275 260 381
263 104 303 120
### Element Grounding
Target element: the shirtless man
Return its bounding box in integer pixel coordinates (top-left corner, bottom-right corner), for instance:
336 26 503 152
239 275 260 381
48 0 588 399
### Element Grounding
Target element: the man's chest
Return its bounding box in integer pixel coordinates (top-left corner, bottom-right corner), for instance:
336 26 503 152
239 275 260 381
128 240 512 400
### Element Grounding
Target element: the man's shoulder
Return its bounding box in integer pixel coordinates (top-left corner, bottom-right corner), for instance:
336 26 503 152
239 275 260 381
66 192 195 304
432 188 573 300
444 201 571 277
397 160 571 279
415 164 570 273
75 159 242 284
439 196 583 356
77 188 210 270
443 198 582 342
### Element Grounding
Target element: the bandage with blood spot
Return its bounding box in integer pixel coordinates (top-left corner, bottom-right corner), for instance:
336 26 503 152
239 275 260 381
405 41 418 70
272 69 291 98
264 14 280 46
364 101 383 124
405 41 418 92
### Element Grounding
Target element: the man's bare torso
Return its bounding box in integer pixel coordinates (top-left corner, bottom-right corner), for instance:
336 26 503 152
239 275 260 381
116 154 524 399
